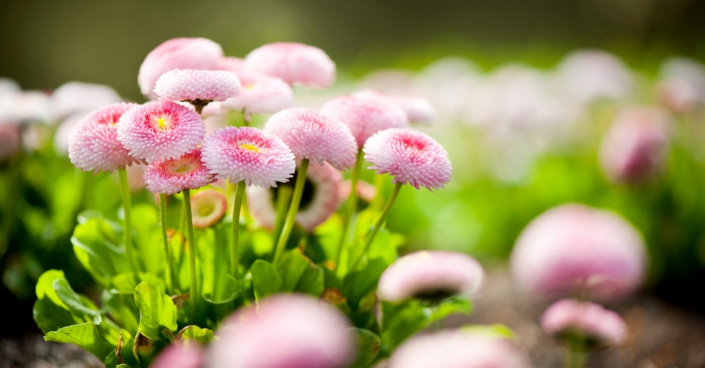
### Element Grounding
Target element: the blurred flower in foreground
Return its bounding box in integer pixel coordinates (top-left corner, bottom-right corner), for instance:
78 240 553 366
244 42 336 88
321 93 408 148
541 298 627 347
151 345 202 368
207 294 355 368
144 148 215 194
190 189 228 229
388 329 530 368
657 57 705 114
510 203 647 301
264 108 357 170
154 69 241 106
68 102 139 173
599 106 670 184
138 37 224 99
248 162 342 231
377 250 484 303
117 100 206 163
203 126 295 188
363 128 452 190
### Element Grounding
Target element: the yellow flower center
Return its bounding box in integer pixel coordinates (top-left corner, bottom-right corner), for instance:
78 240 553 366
240 143 259 152
175 164 191 173
198 204 214 216
157 117 168 130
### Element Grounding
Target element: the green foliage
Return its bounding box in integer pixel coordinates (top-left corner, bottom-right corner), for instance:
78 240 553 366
133 282 177 341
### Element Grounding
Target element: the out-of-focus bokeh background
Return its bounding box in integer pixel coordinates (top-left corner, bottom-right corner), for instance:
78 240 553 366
2 0 705 366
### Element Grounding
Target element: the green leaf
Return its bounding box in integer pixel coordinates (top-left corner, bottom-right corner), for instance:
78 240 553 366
45 322 114 361
380 301 427 349
114 329 140 368
102 289 140 335
35 270 68 308
352 328 381 368
275 249 310 291
133 282 178 341
342 258 387 308
72 217 131 286
53 278 100 322
250 260 282 301
295 263 324 297
427 297 472 325
33 297 82 334
176 326 214 347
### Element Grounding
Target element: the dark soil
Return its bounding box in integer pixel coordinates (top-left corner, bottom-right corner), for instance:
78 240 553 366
2 267 704 368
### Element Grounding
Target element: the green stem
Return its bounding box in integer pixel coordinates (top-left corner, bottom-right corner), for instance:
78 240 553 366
273 185 293 242
159 193 177 291
118 169 141 275
183 189 199 317
350 182 403 271
273 159 309 263
231 182 246 278
565 333 587 368
335 149 364 270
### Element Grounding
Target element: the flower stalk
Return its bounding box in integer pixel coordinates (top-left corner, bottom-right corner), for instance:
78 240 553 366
118 168 141 275
231 182 246 278
273 159 309 263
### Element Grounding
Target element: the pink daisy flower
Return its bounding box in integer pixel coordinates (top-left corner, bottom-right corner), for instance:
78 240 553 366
363 128 451 190
541 299 627 347
144 148 215 194
202 126 295 187
221 72 294 115
599 106 670 184
152 345 202 368
320 94 408 148
378 251 484 303
190 189 228 229
138 38 224 100
354 89 436 125
117 100 206 163
389 330 530 368
510 204 647 301
243 42 336 88
264 108 357 170
153 69 241 105
248 162 341 231
68 102 139 173
207 294 354 368
214 56 244 73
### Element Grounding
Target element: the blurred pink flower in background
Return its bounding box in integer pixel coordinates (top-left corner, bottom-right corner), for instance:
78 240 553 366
338 179 377 206
0 91 55 124
51 81 122 119
389 329 530 368
190 189 228 229
153 69 241 104
117 100 205 163
138 37 224 99
657 57 705 114
378 250 484 302
207 294 355 368
248 162 341 231
244 42 336 88
321 93 408 148
264 108 357 170
541 299 627 346
151 345 202 368
214 56 244 73
202 126 295 188
144 148 215 194
0 123 20 161
363 128 452 190
599 106 670 184
220 72 294 115
553 49 635 104
510 203 647 301
68 102 139 173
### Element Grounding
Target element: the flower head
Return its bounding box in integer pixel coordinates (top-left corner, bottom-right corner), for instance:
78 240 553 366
138 38 224 99
599 106 670 184
363 128 451 190
214 56 244 73
52 81 122 118
321 94 408 148
541 299 627 347
389 330 530 368
152 345 202 368
202 126 295 187
221 72 294 115
154 69 241 104
657 57 705 113
68 102 139 173
190 189 228 229
207 294 355 368
378 251 484 303
117 100 205 163
243 42 336 88
354 89 436 125
510 203 647 301
264 108 356 170
144 148 215 194
248 163 341 231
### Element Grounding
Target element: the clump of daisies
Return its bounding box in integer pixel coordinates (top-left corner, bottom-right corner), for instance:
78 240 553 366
38 37 518 368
